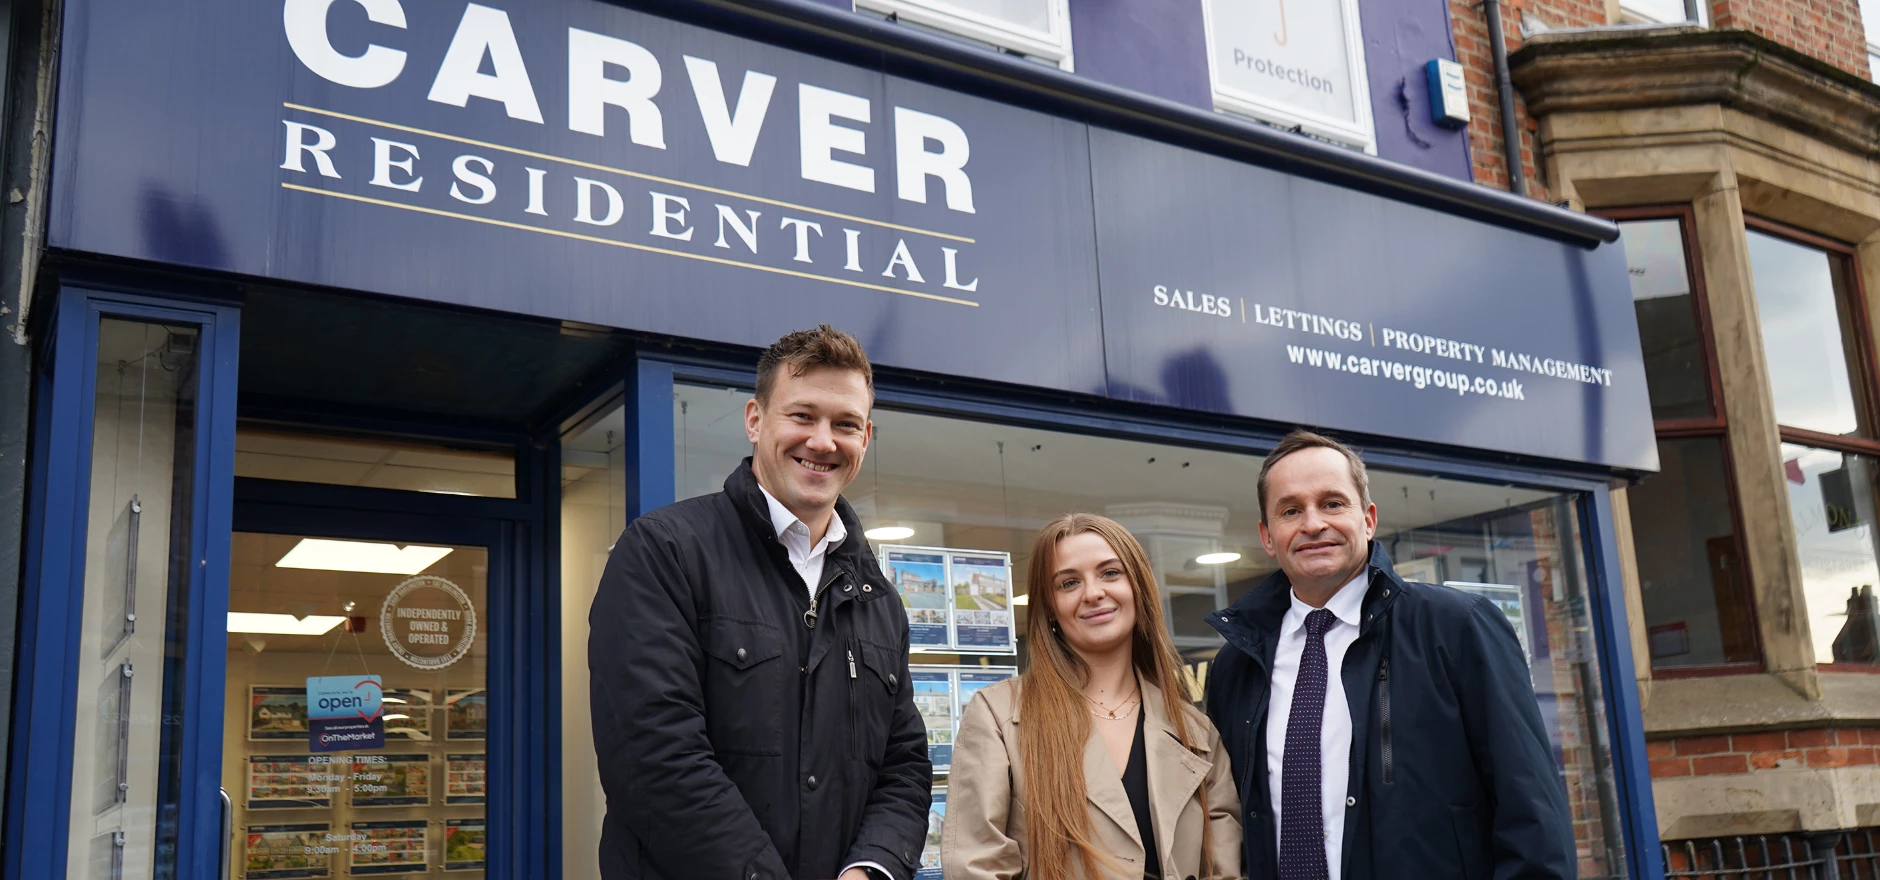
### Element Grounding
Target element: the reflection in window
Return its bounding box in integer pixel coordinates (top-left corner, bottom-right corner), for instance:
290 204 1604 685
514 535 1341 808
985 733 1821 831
1781 444 1880 665
1629 438 1757 667
558 399 627 880
671 381 1628 875
1619 219 1713 420
1747 230 1868 438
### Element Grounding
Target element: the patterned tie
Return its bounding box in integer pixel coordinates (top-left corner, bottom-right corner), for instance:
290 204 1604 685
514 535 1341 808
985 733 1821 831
1279 608 1336 880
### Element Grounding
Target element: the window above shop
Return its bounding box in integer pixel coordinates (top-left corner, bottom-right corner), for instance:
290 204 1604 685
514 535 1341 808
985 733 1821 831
856 0 1074 69
1615 0 1708 26
1864 0 1880 79
1202 0 1376 152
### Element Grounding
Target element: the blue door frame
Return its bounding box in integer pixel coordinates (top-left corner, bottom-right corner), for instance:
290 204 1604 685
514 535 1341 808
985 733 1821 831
231 475 556 880
6 286 240 880
631 350 1666 880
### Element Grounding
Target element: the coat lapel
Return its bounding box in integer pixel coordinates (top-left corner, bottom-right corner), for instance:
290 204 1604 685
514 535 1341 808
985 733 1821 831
1143 680 1211 874
1084 720 1143 851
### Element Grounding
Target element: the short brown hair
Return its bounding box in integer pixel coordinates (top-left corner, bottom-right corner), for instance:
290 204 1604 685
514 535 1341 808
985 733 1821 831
754 324 874 405
1257 429 1370 523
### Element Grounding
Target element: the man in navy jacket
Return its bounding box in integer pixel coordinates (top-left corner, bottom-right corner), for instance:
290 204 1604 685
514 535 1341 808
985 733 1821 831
1205 430 1572 880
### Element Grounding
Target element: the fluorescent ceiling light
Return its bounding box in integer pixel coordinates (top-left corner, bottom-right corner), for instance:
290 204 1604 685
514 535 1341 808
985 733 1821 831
276 538 453 575
864 526 916 541
1011 594 1029 606
383 714 410 722
227 612 347 635
1196 552 1242 565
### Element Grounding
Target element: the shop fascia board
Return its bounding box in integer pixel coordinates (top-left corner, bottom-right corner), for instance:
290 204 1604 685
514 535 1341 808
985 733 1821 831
643 0 1618 247
1509 29 1880 163
1642 672 1880 737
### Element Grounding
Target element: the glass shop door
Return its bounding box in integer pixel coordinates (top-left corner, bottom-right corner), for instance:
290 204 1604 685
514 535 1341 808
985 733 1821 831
218 527 494 880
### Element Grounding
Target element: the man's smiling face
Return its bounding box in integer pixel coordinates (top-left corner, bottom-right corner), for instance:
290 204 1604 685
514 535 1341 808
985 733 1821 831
744 365 873 525
1258 446 1378 595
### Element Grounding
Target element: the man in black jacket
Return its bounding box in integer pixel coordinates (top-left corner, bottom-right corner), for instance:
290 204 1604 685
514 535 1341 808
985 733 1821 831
1205 430 1572 880
589 326 931 880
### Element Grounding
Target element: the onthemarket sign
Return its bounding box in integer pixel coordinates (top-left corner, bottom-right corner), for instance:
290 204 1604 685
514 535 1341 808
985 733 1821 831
50 0 1657 471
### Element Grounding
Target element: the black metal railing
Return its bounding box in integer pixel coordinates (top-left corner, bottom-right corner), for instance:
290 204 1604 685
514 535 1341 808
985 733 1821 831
1662 829 1880 879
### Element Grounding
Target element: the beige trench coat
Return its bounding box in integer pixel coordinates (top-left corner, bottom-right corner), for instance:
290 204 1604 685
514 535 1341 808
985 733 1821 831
940 677 1243 880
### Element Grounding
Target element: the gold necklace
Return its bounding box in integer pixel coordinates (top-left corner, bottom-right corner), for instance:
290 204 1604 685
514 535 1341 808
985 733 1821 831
1083 688 1141 720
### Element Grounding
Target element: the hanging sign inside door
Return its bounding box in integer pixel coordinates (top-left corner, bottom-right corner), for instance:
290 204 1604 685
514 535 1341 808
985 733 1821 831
306 674 385 753
380 575 478 670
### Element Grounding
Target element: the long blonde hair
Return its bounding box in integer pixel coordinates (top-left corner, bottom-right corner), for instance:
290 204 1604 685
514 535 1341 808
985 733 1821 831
1017 513 1211 880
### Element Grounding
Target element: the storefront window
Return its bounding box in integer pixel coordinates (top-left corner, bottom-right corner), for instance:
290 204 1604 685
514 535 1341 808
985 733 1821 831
67 319 202 879
1623 219 1713 421
1781 444 1880 666
1747 229 1869 439
220 532 490 879
1629 438 1756 667
671 381 1628 877
558 399 626 880
1613 215 1758 670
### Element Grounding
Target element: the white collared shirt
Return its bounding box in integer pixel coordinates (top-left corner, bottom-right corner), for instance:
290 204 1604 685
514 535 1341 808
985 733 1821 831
759 485 848 599
1266 570 1367 880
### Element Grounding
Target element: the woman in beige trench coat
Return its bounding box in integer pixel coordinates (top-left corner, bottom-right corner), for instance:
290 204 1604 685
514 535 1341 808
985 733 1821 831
941 514 1242 880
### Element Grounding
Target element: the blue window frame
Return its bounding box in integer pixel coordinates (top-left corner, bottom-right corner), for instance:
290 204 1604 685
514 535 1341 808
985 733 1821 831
630 349 1664 880
7 286 240 880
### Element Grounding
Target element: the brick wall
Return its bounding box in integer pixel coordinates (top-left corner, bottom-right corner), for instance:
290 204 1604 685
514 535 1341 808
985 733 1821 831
1446 0 1872 200
1710 0 1871 78
1648 728 1880 778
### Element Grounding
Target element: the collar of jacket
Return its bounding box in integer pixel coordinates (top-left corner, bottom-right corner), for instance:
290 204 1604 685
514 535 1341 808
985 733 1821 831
723 457 874 573
1207 540 1407 658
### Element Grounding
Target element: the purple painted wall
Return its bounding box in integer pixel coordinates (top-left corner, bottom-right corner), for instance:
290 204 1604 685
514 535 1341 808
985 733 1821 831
1067 0 1213 109
1356 0 1474 180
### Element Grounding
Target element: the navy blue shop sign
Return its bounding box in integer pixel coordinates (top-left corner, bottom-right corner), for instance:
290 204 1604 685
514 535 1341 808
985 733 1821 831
50 0 1656 471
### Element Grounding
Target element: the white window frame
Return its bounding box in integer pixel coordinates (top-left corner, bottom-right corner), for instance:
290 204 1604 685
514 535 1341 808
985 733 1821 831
856 0 1075 70
1201 0 1378 153
1616 0 1709 26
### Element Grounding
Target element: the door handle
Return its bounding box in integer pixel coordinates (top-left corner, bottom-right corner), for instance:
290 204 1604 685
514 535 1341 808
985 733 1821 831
219 787 233 880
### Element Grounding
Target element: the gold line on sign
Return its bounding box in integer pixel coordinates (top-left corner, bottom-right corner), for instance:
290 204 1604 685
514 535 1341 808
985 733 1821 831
282 102 975 244
279 183 980 308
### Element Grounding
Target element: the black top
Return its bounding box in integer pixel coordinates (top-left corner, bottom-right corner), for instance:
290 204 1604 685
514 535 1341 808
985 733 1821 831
1120 708 1161 880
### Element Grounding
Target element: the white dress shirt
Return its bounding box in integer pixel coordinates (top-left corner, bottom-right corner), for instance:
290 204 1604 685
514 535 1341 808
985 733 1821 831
1266 571 1367 880
759 486 847 597
758 486 888 880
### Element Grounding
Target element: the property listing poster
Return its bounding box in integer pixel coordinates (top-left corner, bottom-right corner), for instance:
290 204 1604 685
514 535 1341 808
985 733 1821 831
245 755 333 810
916 789 946 880
880 545 1016 653
382 689 432 742
243 823 331 880
444 820 487 871
446 689 487 740
956 669 1016 716
347 821 429 876
910 669 955 771
949 552 1014 650
247 687 309 741
349 754 430 807
446 754 487 805
886 548 950 649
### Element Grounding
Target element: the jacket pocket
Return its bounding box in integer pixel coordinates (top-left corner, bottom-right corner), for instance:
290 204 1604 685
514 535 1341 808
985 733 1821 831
700 617 785 756
851 639 901 762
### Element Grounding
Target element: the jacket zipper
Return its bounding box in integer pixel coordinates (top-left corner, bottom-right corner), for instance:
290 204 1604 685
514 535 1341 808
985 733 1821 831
1379 657 1394 784
848 640 860 758
803 569 842 629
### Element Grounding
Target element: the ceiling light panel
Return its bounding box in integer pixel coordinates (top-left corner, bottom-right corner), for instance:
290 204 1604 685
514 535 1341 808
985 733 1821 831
227 612 347 635
275 538 453 575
